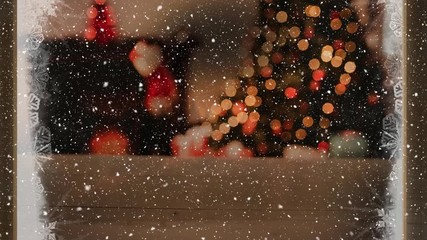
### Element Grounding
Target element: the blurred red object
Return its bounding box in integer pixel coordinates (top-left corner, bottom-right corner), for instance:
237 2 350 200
85 0 116 44
90 129 129 155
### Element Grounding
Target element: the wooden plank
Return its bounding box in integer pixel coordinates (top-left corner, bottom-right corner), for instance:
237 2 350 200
41 155 391 211
44 207 378 239
0 0 16 239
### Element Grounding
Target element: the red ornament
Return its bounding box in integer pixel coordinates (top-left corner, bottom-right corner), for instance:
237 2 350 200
144 66 178 116
85 0 116 44
318 141 329 153
90 129 129 155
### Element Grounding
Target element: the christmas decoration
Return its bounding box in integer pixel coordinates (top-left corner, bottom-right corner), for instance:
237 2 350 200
129 41 178 117
90 128 129 155
84 0 116 44
41 1 196 155
206 0 384 157
171 125 211 158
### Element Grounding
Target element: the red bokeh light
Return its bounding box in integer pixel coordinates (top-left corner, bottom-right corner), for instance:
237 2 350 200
318 141 329 153
90 129 129 155
312 69 326 81
284 87 298 99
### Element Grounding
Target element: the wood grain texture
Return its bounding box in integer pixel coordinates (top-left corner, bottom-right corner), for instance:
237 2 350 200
41 155 391 239
0 0 15 239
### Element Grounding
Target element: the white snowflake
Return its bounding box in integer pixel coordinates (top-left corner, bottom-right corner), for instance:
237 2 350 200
29 93 41 111
29 111 40 128
40 221 57 240
389 11 403 37
25 25 44 51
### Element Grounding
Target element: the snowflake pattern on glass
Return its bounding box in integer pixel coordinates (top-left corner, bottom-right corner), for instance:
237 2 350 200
25 25 44 51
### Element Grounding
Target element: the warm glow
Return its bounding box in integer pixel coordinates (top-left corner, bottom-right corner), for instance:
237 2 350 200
322 102 334 114
247 86 258 96
335 83 346 95
331 56 343 68
276 11 288 23
271 52 284 64
312 69 326 81
346 22 359 34
254 96 263 107
309 58 320 70
335 49 347 59
283 119 294 130
330 18 342 30
339 73 352 85
265 30 277 42
228 116 239 127
305 5 321 18
243 120 257 135
257 55 269 67
219 123 231 134
295 129 307 140
245 95 256 106
95 0 106 5
297 39 310 51
345 41 357 53
90 130 129 155
344 61 357 73
284 87 298 99
302 116 314 128
321 45 334 62
232 102 246 115
225 85 237 97
237 112 249 124
210 104 222 115
340 8 352 19
84 27 97 40
270 119 282 131
262 41 273 53
221 99 233 110
211 130 223 141
249 111 261 122
319 117 330 129
87 6 98 19
309 80 321 91
260 66 273 78
318 141 330 152
265 78 276 90
289 26 301 38
242 66 255 78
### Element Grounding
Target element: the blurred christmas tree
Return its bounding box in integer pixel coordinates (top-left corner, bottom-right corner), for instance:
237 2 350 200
207 0 384 157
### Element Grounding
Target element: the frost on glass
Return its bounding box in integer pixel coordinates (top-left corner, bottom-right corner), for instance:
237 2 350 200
17 0 404 239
